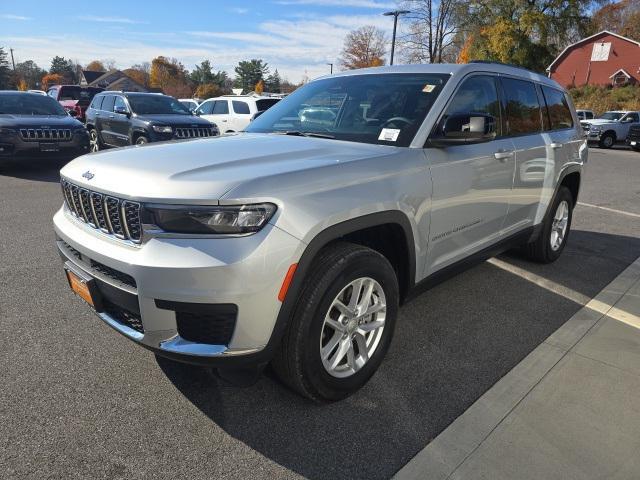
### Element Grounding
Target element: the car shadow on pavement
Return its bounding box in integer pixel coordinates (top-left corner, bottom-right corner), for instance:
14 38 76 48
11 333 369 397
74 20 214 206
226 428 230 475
158 229 640 480
0 158 72 182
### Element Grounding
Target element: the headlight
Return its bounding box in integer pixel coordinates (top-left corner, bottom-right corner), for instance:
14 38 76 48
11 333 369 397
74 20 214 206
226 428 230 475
0 127 16 136
152 125 173 133
144 203 277 234
590 126 601 132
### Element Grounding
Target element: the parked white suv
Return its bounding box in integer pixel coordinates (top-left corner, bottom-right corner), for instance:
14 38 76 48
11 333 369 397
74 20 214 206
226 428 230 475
582 110 640 148
196 95 281 133
54 63 586 401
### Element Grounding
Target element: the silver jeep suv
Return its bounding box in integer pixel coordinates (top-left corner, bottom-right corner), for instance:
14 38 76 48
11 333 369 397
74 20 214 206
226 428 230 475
54 63 586 401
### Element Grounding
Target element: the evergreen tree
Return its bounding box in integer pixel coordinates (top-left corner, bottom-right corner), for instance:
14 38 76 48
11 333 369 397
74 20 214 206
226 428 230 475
0 47 11 89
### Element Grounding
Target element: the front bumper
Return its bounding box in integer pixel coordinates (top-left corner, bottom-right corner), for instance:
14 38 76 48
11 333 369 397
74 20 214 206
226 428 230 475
0 131 90 159
53 207 303 366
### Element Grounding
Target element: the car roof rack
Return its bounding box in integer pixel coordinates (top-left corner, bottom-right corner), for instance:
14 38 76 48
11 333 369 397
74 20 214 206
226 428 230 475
468 60 533 73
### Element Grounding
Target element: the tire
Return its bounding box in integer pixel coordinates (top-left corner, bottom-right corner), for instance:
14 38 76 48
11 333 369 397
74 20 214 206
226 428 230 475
272 242 399 402
88 128 102 152
134 135 149 146
523 186 573 263
631 145 640 153
598 132 615 148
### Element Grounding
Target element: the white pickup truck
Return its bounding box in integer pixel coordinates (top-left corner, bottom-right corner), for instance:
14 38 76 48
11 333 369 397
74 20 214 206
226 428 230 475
581 110 640 148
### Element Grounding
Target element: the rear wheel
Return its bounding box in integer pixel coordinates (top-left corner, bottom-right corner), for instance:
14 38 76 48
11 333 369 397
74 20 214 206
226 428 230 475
523 186 573 263
598 132 615 148
272 242 399 402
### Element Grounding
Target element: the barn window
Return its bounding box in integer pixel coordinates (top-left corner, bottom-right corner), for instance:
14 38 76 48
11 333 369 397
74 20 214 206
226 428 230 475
609 69 632 86
591 42 611 61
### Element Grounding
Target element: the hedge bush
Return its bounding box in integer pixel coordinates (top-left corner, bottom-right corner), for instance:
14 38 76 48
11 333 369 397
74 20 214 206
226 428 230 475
568 84 640 114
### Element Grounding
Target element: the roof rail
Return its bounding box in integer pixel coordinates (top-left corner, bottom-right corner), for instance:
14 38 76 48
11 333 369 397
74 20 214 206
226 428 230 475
468 60 534 73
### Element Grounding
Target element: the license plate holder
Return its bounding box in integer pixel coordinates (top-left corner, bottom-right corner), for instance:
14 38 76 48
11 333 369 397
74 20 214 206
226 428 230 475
40 142 59 152
64 263 104 311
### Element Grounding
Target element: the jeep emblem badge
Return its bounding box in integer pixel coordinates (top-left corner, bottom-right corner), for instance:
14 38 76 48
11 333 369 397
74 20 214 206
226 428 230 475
82 171 94 180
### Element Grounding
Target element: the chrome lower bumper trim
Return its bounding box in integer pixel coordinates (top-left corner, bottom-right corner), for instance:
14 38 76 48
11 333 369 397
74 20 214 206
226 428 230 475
97 310 144 341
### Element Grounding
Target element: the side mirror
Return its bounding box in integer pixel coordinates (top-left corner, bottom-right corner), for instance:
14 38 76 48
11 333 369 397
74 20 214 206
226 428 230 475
114 105 129 116
194 110 202 116
67 109 78 118
428 112 497 147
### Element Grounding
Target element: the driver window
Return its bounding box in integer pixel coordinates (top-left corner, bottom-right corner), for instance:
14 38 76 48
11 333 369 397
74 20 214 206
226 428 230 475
444 76 502 136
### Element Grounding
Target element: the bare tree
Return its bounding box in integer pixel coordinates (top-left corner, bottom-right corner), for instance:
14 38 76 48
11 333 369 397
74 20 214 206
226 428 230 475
339 26 387 70
398 0 460 63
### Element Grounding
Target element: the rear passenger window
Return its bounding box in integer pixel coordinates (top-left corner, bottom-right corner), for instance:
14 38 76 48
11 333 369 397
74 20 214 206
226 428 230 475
444 75 502 135
212 101 229 114
541 86 573 130
501 78 541 135
101 95 115 113
586 111 594 119
232 101 250 114
90 96 103 110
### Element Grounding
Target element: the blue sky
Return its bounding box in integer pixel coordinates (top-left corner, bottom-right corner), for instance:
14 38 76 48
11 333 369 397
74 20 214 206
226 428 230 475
0 0 398 82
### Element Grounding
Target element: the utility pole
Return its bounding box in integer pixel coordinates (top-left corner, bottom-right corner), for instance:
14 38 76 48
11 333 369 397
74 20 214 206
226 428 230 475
327 63 333 74
383 10 410 66
9 48 16 70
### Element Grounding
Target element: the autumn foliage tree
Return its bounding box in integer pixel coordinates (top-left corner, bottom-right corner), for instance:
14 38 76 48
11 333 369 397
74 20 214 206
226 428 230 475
194 83 224 99
41 73 63 90
149 56 192 97
591 0 640 41
339 26 387 70
85 60 106 72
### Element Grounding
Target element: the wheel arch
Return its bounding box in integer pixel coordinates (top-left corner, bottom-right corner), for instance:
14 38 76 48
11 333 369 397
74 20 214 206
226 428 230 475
264 211 416 362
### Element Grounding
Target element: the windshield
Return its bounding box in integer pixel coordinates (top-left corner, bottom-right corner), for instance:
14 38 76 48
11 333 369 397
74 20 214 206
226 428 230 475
0 94 67 116
246 73 449 147
58 86 102 102
599 111 624 121
127 95 191 115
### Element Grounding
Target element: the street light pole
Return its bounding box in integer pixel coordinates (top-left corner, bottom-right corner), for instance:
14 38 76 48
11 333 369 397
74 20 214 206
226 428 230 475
383 10 410 66
327 63 333 74
9 48 16 70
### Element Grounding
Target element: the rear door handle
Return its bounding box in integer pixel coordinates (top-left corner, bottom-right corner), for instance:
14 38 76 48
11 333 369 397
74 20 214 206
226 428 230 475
550 142 563 149
109 115 115 119
494 150 514 161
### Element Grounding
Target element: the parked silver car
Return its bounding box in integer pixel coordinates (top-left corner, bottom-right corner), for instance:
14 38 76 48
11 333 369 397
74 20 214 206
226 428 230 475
54 63 586 401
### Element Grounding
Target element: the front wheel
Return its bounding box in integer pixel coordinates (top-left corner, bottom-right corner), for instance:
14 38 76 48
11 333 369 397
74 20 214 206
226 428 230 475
272 242 399 402
523 186 573 263
598 132 615 148
134 135 149 146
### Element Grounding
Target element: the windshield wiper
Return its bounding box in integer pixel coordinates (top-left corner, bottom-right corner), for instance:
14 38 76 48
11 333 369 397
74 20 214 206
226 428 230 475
277 130 335 139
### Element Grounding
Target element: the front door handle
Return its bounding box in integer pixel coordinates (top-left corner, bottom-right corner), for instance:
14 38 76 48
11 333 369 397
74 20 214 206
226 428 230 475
550 142 563 149
494 150 514 161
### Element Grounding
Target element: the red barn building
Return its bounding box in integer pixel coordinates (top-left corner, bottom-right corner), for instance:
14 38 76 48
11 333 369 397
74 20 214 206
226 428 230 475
547 31 640 88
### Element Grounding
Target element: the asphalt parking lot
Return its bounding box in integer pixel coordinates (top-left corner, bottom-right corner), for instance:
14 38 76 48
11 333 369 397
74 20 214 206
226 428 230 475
1 146 639 480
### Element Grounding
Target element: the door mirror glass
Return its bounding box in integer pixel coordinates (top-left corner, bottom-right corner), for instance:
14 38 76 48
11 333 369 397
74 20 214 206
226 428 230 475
67 109 78 117
430 113 497 146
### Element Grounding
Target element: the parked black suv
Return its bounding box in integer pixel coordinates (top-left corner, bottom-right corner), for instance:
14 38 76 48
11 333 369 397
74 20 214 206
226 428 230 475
627 124 640 152
85 92 218 151
0 91 90 164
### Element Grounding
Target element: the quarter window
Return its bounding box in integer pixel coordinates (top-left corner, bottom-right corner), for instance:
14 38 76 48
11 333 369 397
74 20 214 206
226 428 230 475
541 86 573 130
502 78 541 135
232 101 251 114
443 75 502 136
90 96 104 110
212 100 229 114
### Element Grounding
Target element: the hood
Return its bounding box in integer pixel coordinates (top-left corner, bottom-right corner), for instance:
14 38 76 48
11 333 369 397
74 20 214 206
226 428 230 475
60 133 394 203
582 118 618 126
0 114 82 128
133 113 209 126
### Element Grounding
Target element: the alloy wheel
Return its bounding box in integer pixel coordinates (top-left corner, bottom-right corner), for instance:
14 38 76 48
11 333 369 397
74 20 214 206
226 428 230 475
320 277 387 378
550 200 569 251
89 130 99 152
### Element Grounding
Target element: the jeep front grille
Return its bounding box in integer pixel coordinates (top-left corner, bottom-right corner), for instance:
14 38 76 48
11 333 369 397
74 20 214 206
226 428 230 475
20 128 72 142
61 179 142 244
174 127 215 139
